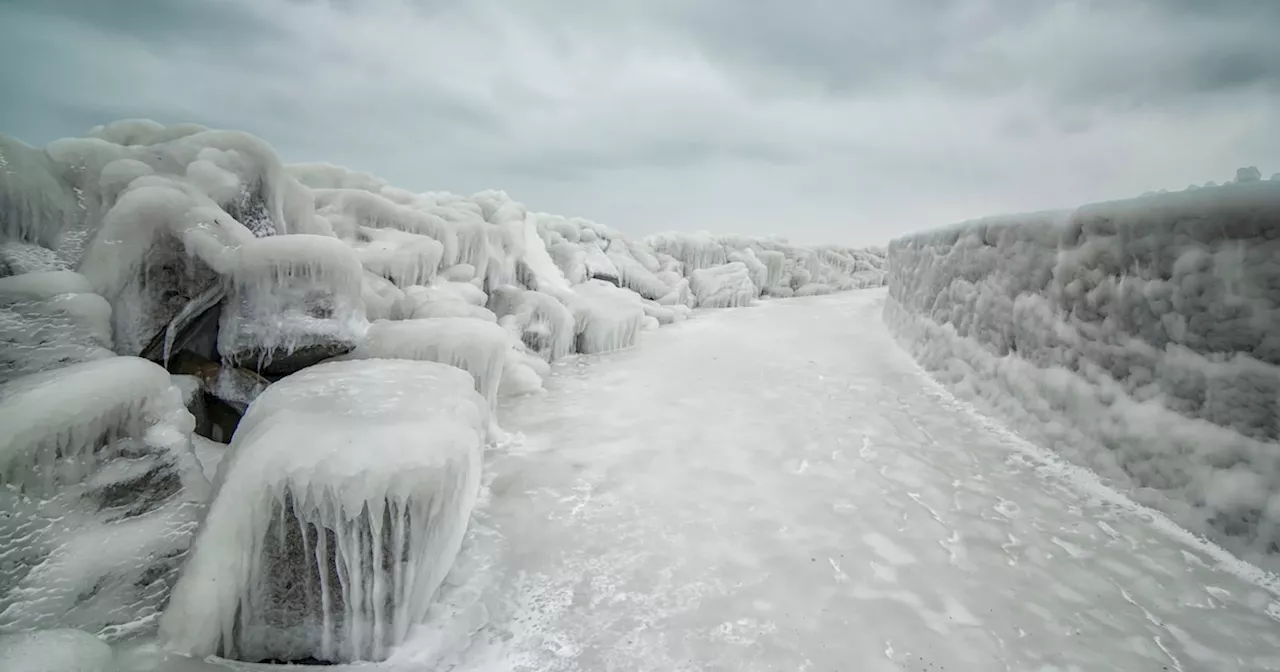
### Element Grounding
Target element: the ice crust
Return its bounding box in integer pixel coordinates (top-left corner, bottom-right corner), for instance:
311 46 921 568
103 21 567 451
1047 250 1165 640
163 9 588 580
0 119 887 653
344 318 509 413
885 180 1280 562
0 357 208 638
158 359 488 663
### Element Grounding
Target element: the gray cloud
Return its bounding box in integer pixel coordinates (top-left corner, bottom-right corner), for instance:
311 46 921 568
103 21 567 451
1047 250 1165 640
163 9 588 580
1 0 1277 245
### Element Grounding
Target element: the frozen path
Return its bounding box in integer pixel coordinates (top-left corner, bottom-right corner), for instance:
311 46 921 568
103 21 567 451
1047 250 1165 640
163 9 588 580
409 288 1280 672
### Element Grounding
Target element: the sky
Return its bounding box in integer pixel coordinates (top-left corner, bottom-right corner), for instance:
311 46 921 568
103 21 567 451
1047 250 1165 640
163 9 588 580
1 0 1277 246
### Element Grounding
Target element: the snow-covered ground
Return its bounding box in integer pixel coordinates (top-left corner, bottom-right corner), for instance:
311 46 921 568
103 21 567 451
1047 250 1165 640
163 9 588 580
118 289 1280 672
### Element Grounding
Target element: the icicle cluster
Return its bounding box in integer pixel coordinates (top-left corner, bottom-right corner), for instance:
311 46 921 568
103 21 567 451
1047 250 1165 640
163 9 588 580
159 360 487 663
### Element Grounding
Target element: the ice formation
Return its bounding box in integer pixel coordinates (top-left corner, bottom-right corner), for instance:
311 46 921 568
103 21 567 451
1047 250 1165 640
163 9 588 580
0 357 207 638
0 118 888 651
159 359 488 663
0 629 114 672
343 318 509 413
885 178 1280 562
690 262 758 309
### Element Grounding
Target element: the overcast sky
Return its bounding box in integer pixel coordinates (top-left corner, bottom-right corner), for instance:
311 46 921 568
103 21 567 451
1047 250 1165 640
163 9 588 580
2 0 1277 245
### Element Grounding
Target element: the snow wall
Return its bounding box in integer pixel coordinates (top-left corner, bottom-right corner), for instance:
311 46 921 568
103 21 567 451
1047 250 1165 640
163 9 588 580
0 119 887 664
884 177 1280 565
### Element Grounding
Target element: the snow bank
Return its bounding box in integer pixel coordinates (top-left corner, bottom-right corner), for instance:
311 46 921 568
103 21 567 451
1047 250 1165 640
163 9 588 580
159 359 488 663
885 179 1280 563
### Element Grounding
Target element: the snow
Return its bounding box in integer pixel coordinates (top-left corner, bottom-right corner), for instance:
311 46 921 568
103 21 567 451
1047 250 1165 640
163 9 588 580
159 359 489 663
885 181 1280 565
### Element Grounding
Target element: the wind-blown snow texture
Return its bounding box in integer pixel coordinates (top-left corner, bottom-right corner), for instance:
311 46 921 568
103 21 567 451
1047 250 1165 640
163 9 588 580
0 119 885 664
885 179 1280 565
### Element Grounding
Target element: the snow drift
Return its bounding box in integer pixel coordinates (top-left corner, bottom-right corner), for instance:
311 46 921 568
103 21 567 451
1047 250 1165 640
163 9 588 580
885 177 1280 564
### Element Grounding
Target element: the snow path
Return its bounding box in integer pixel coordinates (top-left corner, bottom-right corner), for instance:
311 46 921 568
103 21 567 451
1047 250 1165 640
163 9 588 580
401 288 1280 672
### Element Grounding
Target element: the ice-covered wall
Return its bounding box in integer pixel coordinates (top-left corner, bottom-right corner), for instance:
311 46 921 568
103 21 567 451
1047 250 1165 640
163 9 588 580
885 177 1280 564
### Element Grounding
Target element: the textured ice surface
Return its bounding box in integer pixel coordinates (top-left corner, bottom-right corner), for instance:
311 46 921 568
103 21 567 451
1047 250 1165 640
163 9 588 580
344 318 509 413
566 281 646 355
1 274 115 384
886 182 1280 563
384 290 1280 671
0 357 208 639
0 629 114 672
690 262 757 308
160 359 489 663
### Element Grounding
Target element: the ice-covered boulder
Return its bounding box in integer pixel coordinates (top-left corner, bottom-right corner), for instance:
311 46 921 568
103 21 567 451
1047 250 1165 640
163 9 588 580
0 357 208 639
0 629 115 672
1 271 115 384
344 318 509 413
160 359 489 663
690 262 756 309
218 235 368 376
567 281 647 354
487 285 575 361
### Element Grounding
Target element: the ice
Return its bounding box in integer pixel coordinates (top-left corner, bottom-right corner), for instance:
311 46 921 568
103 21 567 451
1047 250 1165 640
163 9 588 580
796 283 833 297
487 285 576 362
312 188 460 267
0 629 114 672
0 357 208 638
219 234 368 373
0 270 93 301
519 216 571 293
689 262 757 309
1 273 115 383
159 359 488 663
885 181 1280 563
566 281 647 354
353 229 444 288
343 318 510 414
644 231 728 272
401 285 496 322
607 247 673 300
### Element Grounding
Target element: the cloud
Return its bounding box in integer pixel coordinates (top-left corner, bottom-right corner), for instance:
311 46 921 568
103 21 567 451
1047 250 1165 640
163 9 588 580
1 0 1277 245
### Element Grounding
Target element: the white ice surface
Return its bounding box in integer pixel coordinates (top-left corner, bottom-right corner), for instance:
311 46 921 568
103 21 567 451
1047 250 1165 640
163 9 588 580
129 289 1280 672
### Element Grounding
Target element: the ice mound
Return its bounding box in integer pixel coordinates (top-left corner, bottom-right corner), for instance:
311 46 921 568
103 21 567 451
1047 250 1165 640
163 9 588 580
487 285 575 362
885 180 1280 563
159 359 488 663
0 357 208 638
1 272 115 384
0 629 114 672
343 318 509 413
567 281 647 354
352 228 444 289
690 262 757 309
219 235 368 376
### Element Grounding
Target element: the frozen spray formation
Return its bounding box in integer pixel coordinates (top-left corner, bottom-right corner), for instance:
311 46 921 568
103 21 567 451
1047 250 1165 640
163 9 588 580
159 359 489 663
885 177 1280 565
0 119 886 662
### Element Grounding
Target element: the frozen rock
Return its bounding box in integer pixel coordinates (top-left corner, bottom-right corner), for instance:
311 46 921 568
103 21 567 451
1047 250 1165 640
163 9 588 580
160 359 488 663
0 629 114 672
690 262 756 309
0 357 208 639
